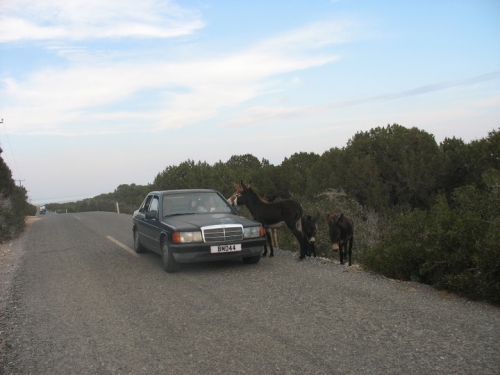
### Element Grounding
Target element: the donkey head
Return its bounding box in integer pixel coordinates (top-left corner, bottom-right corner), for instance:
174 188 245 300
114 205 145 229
229 180 265 208
302 213 319 243
228 181 245 206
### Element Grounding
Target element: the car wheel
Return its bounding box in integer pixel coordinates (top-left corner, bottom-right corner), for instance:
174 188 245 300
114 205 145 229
133 229 145 253
242 255 261 264
161 240 180 273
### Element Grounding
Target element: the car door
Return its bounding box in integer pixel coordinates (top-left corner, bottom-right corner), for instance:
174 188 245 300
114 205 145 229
141 194 161 251
135 194 156 250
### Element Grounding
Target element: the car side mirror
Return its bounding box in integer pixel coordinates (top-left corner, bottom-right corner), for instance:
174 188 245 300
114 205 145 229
145 211 158 220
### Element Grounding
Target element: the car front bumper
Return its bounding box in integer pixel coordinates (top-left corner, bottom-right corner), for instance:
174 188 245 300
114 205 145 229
170 239 265 263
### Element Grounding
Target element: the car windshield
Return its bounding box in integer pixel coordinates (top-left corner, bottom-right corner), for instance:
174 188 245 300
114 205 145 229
162 192 233 217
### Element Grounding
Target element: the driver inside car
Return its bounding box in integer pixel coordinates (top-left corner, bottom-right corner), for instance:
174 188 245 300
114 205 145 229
197 196 215 212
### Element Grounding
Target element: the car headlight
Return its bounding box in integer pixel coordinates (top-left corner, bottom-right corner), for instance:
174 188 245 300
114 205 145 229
244 226 265 238
172 231 203 243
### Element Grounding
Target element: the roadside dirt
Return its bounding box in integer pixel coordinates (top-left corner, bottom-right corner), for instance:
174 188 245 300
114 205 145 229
0 216 39 307
0 216 39 363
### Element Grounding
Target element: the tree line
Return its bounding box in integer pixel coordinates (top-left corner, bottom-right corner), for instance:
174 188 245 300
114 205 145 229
47 124 499 214
33 124 500 304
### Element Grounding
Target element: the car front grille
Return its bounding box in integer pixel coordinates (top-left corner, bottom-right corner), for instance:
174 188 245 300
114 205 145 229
202 224 243 243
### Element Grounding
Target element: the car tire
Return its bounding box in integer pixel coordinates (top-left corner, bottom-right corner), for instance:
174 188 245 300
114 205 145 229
242 255 261 264
133 229 145 253
162 240 180 273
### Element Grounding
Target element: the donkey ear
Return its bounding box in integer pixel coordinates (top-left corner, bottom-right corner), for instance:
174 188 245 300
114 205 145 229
336 213 344 223
233 182 240 189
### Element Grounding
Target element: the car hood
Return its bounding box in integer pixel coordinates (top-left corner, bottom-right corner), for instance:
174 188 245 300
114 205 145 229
161 213 260 231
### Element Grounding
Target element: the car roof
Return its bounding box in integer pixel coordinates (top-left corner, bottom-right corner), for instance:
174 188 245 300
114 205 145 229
149 189 218 195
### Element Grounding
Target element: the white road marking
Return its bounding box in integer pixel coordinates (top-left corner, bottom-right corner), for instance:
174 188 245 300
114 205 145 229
106 236 138 257
74 216 82 220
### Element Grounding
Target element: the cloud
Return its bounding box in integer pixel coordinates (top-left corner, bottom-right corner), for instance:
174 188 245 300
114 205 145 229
0 16 67 41
1 17 346 135
0 0 204 42
369 70 500 102
218 71 500 128
257 20 354 52
218 106 314 128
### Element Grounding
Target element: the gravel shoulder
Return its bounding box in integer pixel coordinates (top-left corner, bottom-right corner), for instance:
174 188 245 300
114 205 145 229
0 217 39 358
0 217 39 307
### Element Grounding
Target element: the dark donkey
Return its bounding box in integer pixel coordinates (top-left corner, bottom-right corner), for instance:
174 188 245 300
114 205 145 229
327 213 354 266
229 181 308 258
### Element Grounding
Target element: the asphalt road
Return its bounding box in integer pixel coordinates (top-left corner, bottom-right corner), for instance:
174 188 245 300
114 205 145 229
0 211 498 374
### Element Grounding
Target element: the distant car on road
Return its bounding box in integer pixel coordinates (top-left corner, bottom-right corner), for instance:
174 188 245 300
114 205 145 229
132 189 266 272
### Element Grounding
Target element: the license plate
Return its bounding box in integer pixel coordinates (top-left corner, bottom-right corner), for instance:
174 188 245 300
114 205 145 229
211 244 242 253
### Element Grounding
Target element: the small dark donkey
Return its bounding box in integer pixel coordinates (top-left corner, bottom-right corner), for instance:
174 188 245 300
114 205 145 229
327 213 354 266
229 181 308 258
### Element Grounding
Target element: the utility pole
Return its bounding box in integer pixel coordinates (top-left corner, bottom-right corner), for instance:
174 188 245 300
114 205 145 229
16 179 25 187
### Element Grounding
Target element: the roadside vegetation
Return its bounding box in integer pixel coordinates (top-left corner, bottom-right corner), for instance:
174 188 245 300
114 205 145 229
3 124 499 304
0 147 37 242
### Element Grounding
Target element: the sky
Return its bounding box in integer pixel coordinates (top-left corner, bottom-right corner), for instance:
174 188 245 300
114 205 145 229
1 0 499 205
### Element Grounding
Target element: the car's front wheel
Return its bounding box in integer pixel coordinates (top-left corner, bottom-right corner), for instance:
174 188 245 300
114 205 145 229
161 240 180 273
133 229 145 254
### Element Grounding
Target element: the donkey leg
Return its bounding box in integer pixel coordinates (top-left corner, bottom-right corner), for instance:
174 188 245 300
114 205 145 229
262 232 268 256
293 231 306 259
262 243 268 257
339 245 344 265
298 236 308 259
264 230 274 257
271 229 279 249
348 237 353 266
287 223 306 259
302 239 309 259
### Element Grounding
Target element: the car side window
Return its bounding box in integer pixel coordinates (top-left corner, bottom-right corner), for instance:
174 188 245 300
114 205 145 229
140 195 153 213
149 196 159 213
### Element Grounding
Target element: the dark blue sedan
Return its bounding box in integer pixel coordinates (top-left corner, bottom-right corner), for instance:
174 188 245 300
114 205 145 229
132 189 266 272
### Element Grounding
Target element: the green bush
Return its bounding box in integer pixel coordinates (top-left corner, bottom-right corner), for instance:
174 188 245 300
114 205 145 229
24 202 37 216
360 208 426 280
0 185 30 241
362 170 500 304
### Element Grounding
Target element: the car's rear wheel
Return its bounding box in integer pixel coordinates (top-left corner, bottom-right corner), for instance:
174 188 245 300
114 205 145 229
133 229 145 253
242 255 261 264
162 240 180 273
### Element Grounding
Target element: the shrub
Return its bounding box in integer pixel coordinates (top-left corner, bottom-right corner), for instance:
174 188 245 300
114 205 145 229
362 170 500 304
0 185 30 241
